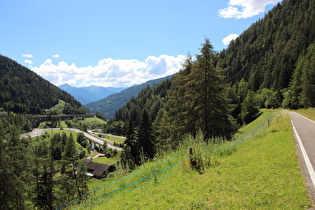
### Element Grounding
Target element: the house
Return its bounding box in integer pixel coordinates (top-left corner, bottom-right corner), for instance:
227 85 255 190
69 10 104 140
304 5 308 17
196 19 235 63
84 160 116 179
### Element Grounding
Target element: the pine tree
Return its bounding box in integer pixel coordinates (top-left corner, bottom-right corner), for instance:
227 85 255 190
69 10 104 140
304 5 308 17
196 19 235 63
62 133 76 161
137 109 156 161
189 38 235 140
156 55 195 148
121 118 139 168
157 39 235 144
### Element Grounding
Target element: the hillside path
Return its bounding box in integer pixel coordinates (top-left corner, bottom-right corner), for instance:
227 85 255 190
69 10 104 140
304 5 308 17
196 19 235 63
289 112 315 203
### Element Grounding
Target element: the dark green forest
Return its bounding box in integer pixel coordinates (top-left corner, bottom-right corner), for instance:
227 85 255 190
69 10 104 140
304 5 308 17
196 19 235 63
218 0 315 92
0 114 89 209
0 55 89 114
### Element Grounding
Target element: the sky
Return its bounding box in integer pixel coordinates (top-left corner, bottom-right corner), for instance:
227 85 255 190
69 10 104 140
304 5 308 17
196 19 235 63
0 0 282 88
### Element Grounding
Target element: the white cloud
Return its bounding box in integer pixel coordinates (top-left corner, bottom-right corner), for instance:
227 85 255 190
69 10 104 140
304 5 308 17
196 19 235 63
24 59 33 65
223 34 239 45
52 54 60 58
31 55 186 87
219 0 282 19
22 54 33 58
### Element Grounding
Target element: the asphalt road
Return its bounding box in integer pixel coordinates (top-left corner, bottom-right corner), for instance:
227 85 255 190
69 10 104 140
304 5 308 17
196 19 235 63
290 112 315 169
289 112 315 202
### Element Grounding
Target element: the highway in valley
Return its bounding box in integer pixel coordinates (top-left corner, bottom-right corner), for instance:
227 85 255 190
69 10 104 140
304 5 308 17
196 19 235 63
20 128 123 151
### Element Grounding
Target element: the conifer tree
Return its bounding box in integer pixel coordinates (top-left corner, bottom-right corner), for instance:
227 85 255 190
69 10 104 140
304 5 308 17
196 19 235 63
62 133 76 161
121 118 139 168
156 55 195 148
137 109 156 161
192 38 235 140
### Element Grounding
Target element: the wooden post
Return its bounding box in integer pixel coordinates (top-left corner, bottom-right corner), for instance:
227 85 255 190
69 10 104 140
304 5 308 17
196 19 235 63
189 147 196 169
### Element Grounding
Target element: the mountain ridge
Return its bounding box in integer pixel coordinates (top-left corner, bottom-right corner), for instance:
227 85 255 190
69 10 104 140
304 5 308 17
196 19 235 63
86 75 173 118
0 55 89 114
58 83 126 105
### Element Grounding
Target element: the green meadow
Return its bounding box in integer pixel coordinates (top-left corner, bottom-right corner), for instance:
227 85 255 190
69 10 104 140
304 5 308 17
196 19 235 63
64 110 312 209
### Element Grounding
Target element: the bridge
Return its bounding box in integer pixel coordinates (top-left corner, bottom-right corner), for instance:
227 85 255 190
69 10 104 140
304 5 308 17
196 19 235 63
24 114 95 127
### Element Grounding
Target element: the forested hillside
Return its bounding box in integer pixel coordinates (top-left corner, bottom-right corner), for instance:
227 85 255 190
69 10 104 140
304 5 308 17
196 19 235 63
0 114 89 209
217 0 315 92
107 0 315 150
105 79 172 134
0 55 89 114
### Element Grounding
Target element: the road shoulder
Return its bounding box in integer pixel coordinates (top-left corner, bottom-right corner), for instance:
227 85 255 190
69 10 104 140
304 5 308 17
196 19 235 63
290 112 315 208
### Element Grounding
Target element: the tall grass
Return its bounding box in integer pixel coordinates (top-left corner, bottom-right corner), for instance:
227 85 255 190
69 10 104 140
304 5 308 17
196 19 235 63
64 110 312 209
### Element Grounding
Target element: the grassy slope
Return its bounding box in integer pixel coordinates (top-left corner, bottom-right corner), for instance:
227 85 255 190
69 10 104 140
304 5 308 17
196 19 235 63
294 108 315 121
92 153 121 165
102 135 125 144
68 110 312 209
84 116 107 124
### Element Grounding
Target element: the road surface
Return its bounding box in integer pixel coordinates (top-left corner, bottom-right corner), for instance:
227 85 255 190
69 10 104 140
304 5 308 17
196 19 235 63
289 112 315 202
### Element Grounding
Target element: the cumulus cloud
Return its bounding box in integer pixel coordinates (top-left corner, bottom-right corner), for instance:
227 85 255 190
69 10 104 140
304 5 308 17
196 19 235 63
223 34 239 45
31 55 186 87
24 59 33 65
219 0 281 19
22 54 33 58
52 54 60 58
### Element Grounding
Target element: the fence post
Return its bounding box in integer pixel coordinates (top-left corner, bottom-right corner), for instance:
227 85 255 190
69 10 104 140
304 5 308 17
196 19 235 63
189 147 195 169
189 147 204 174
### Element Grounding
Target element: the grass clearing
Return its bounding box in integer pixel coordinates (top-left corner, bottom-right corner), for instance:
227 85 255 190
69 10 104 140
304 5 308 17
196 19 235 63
43 128 79 139
84 116 107 124
65 110 312 209
93 155 121 165
294 108 315 121
103 135 125 145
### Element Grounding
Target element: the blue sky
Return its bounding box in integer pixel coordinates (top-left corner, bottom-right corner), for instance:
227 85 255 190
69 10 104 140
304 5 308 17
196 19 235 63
0 0 281 87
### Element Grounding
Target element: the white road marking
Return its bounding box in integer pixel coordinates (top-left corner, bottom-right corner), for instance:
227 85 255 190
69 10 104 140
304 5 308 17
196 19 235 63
291 119 315 189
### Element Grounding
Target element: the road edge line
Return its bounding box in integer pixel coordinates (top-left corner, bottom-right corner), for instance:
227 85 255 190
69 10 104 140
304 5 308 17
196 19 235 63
291 120 315 189
292 112 315 125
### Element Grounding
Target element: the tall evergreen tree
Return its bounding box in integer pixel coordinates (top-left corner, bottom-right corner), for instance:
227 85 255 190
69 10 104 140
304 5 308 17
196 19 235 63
156 55 195 148
121 118 139 168
137 109 156 161
62 133 76 161
192 38 235 140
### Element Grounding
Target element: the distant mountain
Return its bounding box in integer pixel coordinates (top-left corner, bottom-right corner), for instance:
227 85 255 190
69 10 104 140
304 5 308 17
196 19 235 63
0 55 89 114
58 84 126 105
86 75 173 118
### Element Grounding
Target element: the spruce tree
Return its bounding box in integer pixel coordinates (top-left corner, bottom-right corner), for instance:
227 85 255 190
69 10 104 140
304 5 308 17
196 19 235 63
62 133 76 161
189 38 235 140
137 109 156 161
121 118 139 168
157 55 195 148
